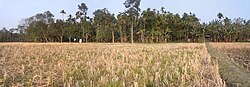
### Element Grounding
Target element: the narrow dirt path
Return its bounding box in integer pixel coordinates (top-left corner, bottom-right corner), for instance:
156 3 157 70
206 43 250 87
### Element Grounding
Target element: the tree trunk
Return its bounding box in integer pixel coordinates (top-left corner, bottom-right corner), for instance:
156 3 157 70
124 34 127 42
151 32 154 43
164 33 168 43
119 26 123 43
131 20 134 43
140 31 144 43
186 30 188 42
112 30 115 43
82 24 85 42
57 37 60 42
96 25 99 42
60 36 63 43
164 36 167 43
68 37 71 42
85 33 88 43
41 27 48 42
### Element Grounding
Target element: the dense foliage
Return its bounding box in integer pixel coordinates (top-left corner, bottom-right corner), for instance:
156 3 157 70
1 1 250 42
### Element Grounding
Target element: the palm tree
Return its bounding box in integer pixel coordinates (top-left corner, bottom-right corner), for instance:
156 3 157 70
117 13 125 43
164 27 171 42
76 3 88 42
60 10 66 43
60 10 66 21
137 16 145 43
110 14 117 43
217 13 224 20
124 0 141 43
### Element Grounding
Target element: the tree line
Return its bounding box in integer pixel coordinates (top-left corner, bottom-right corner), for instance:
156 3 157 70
1 0 250 43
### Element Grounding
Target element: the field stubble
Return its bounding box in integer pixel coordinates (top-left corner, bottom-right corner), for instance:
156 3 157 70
211 43 250 71
0 43 224 87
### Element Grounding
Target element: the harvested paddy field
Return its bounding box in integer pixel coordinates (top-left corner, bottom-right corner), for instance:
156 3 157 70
0 43 224 86
211 43 250 71
208 43 250 86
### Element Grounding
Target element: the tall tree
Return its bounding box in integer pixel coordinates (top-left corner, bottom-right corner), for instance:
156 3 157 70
59 10 66 42
160 7 171 42
217 13 224 20
60 10 66 20
117 12 128 43
110 14 117 43
76 3 88 42
93 8 116 42
124 0 141 43
0 27 9 41
65 14 77 42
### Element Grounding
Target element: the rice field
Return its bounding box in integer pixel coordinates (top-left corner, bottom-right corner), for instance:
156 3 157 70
0 43 224 87
211 43 250 72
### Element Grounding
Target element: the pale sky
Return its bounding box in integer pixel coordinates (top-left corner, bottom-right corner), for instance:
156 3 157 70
0 0 249 29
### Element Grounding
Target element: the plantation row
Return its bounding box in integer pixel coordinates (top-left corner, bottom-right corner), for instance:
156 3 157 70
0 1 250 42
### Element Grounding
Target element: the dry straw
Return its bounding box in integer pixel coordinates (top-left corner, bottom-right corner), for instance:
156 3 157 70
0 43 224 87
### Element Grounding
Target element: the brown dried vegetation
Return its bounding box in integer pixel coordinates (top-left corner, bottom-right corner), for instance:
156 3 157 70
0 43 224 87
211 43 250 72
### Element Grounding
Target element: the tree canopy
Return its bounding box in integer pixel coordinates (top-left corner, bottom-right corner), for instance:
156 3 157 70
1 2 250 43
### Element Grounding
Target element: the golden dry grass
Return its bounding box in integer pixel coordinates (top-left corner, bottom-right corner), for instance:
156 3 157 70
0 43 224 87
